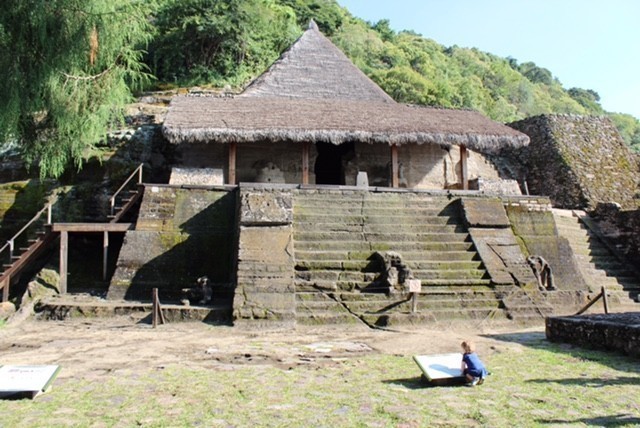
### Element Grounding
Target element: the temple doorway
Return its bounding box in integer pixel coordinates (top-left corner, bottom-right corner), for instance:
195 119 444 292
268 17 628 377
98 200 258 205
314 142 355 185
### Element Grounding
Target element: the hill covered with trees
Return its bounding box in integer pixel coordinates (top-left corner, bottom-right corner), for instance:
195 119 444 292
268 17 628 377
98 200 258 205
2 0 638 178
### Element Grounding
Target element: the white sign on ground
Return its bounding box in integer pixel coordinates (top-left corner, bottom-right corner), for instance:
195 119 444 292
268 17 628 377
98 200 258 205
0 365 61 399
413 353 463 381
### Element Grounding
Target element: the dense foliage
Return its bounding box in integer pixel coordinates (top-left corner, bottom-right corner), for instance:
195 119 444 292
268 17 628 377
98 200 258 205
2 0 639 178
0 0 153 178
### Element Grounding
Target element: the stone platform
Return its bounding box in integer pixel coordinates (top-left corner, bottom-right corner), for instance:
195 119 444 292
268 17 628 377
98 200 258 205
34 294 232 325
545 312 640 357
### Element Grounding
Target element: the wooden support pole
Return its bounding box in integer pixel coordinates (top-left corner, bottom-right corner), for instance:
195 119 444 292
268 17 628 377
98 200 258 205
152 288 165 328
1 275 9 302
302 142 310 185
411 292 418 313
390 144 399 188
601 286 609 314
59 231 68 294
228 142 237 185
102 231 109 281
460 145 469 190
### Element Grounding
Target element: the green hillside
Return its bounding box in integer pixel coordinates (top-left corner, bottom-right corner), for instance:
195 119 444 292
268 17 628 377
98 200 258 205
145 0 640 151
2 0 638 179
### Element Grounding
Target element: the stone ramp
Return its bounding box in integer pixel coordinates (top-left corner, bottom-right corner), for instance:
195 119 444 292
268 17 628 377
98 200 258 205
553 209 640 304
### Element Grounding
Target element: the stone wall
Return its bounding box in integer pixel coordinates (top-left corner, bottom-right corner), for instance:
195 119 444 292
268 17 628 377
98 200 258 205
591 203 640 266
108 185 236 301
233 185 295 324
504 197 586 290
507 115 639 210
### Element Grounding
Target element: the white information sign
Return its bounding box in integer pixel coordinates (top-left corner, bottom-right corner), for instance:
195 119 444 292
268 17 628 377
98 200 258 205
413 353 463 381
0 365 61 399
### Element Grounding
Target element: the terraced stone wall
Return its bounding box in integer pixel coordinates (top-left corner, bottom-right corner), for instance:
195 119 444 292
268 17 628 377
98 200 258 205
108 185 236 301
507 115 639 210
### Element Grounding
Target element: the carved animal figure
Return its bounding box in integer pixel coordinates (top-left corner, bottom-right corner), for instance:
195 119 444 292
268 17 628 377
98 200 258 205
526 256 556 291
181 276 213 306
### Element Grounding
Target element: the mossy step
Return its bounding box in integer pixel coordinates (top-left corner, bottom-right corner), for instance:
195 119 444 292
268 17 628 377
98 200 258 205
295 278 492 292
346 298 501 313
294 223 466 234
360 308 509 326
295 268 486 283
293 195 455 206
294 231 471 243
294 311 361 325
294 241 476 253
295 258 484 271
293 203 458 213
293 213 456 225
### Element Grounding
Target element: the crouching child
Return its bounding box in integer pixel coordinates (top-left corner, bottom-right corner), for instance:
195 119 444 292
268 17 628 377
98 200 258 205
461 340 488 386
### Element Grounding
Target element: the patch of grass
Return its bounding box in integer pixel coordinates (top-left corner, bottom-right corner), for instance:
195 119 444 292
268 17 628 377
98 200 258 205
1 341 639 427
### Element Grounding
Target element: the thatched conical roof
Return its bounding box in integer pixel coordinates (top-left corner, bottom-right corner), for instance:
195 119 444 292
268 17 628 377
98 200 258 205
241 20 394 102
163 96 529 153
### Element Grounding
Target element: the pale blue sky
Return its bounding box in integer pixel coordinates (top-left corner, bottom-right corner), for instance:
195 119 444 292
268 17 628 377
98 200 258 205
337 0 640 118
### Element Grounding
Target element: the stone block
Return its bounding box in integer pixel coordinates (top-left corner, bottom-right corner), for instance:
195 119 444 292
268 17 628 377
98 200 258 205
462 198 510 228
239 189 292 225
169 167 224 186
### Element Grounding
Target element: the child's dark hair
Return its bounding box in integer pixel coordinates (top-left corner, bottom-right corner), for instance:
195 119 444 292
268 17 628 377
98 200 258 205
461 340 476 353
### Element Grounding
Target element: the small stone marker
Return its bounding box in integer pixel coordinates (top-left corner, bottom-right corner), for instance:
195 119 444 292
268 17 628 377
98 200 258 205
356 171 369 187
413 353 465 385
407 279 421 293
0 365 61 399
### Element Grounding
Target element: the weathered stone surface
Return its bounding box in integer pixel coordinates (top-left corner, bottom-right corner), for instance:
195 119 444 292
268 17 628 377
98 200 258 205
239 187 293 225
546 313 640 357
507 115 639 210
169 167 224 185
108 187 236 301
468 228 536 286
469 177 522 196
462 198 510 227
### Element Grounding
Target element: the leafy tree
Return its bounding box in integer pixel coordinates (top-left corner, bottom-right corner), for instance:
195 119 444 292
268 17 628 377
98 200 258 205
568 87 604 113
0 0 153 178
371 19 395 42
518 61 554 85
148 0 299 86
278 0 346 36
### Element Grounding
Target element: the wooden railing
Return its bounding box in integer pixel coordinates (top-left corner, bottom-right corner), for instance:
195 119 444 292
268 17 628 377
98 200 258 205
575 286 610 315
109 163 143 218
0 204 52 266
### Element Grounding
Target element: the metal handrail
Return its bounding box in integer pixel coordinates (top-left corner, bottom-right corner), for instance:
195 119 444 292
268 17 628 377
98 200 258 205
0 203 52 262
109 163 143 216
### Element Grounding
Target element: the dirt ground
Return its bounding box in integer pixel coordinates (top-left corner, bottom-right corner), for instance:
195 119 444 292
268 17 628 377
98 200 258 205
0 314 544 384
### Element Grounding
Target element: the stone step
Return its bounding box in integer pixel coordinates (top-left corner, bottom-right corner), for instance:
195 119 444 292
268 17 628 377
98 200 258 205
294 205 459 217
293 213 456 225
294 222 466 234
293 194 455 207
295 310 361 325
294 241 476 253
295 258 484 271
295 278 493 292
293 231 471 243
295 268 487 283
360 308 509 327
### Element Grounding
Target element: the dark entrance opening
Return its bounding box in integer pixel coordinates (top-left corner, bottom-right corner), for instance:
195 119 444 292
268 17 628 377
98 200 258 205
314 142 355 185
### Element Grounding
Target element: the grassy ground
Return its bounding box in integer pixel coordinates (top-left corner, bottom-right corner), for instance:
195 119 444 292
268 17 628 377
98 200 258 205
1 326 639 427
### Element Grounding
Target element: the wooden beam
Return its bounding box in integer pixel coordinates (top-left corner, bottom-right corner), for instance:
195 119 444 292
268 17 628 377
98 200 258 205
302 142 310 185
52 223 133 232
1 274 9 302
460 145 469 190
103 231 109 281
228 142 237 185
60 231 68 295
390 145 399 188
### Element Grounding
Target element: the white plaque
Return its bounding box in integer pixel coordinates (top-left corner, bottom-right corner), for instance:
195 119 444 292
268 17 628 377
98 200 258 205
0 365 61 399
413 353 463 380
407 279 422 293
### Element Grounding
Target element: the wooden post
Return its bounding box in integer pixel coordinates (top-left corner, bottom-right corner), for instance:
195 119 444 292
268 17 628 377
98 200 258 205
460 145 469 190
390 144 399 188
601 286 609 314
102 231 109 281
1 275 9 302
228 142 237 185
59 231 68 294
302 142 310 185
152 288 158 328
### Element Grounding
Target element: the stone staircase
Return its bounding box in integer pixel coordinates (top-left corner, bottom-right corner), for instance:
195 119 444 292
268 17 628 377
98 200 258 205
553 209 640 305
292 190 495 325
